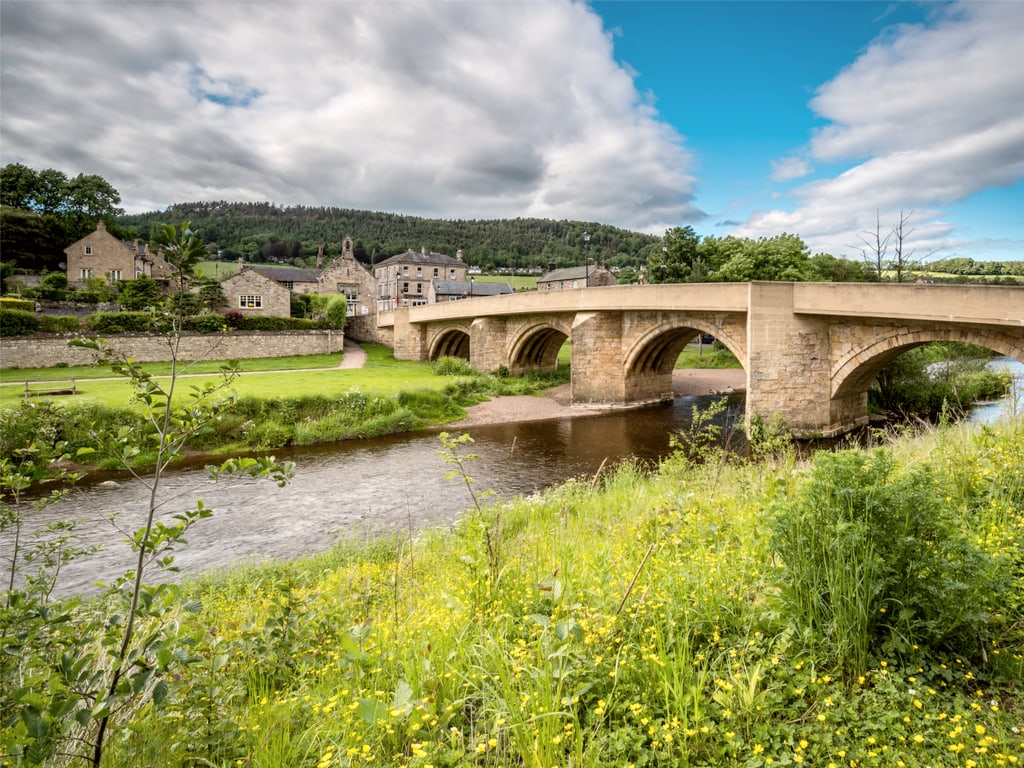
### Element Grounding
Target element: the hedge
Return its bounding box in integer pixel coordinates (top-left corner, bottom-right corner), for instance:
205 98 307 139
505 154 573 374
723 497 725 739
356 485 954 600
39 315 81 332
0 309 41 336
84 312 155 333
0 298 34 313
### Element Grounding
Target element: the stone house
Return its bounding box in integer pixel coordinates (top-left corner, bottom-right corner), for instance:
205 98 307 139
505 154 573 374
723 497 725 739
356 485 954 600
374 247 468 310
318 236 376 319
220 268 291 316
434 279 514 302
537 264 617 291
249 266 321 294
64 220 175 287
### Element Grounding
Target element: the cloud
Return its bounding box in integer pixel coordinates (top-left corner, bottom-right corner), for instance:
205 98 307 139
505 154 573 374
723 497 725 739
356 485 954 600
0 0 700 234
770 156 812 182
743 1 1024 258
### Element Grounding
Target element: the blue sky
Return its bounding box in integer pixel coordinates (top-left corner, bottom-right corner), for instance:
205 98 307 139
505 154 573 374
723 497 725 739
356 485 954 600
2 1 1022 262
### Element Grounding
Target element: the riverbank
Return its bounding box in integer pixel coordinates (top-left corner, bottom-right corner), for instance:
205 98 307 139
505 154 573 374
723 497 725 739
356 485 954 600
450 368 746 427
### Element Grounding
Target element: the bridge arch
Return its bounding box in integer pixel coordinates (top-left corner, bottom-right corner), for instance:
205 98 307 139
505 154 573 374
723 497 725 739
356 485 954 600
429 326 472 361
508 320 572 373
832 326 1024 400
623 317 747 376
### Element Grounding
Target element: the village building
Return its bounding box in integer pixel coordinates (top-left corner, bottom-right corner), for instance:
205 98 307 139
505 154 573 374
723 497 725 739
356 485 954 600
374 247 469 310
433 278 514 302
537 264 617 291
64 220 175 287
248 266 321 294
220 268 291 317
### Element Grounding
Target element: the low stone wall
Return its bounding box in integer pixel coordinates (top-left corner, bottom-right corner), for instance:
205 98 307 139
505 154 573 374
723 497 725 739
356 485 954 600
0 330 344 370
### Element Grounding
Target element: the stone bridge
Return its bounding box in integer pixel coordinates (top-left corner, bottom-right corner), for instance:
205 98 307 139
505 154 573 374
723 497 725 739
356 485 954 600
378 282 1024 437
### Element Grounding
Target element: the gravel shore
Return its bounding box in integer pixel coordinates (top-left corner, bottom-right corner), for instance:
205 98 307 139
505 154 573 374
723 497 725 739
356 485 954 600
449 368 746 428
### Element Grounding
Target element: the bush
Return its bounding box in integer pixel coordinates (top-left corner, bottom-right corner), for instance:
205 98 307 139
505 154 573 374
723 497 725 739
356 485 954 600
38 315 80 332
84 311 155 333
0 308 40 336
183 313 228 333
233 315 320 331
770 448 1008 676
432 355 475 376
0 297 34 312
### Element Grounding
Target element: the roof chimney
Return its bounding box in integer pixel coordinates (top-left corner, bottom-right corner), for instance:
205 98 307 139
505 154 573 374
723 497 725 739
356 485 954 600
97 220 106 231
421 246 428 255
456 248 464 262
316 244 324 269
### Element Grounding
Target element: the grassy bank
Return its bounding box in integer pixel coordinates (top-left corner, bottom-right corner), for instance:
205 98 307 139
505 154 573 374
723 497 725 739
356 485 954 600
0 347 570 469
4 416 1021 766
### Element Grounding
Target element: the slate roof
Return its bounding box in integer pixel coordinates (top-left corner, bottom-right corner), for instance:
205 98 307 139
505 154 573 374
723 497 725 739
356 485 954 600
250 266 321 284
538 266 590 283
434 280 514 297
377 249 464 267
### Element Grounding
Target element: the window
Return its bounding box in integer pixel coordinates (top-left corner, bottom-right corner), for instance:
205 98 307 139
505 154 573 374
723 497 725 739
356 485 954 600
449 268 456 278
433 267 439 277
402 282 409 293
403 266 410 276
281 280 294 290
416 266 422 277
80 268 92 280
109 270 122 281
239 295 263 308
416 283 423 293
84 246 93 256
135 268 143 278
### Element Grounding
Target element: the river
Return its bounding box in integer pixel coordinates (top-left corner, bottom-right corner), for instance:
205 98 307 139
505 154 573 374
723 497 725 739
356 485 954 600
6 392 745 598
7 356 1021 598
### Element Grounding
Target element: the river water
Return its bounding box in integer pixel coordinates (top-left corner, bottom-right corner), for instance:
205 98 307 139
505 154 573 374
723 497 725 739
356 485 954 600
7 356 1021 598
7 392 745 597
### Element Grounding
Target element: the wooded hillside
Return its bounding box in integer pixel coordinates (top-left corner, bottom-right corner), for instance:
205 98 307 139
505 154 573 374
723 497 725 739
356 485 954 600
118 201 662 271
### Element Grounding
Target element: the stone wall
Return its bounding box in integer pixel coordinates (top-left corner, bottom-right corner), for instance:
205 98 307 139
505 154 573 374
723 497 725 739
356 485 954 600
1 330 344 370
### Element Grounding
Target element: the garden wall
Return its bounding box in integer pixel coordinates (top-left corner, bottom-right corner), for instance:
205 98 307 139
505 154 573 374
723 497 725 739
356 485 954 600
0 330 344 370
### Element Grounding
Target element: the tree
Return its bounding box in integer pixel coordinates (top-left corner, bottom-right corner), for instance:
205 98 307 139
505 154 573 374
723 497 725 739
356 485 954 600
808 252 868 282
117 276 165 311
152 221 205 296
0 206 63 270
889 209 937 283
713 234 813 282
858 209 890 281
650 226 702 283
197 280 228 312
323 295 348 331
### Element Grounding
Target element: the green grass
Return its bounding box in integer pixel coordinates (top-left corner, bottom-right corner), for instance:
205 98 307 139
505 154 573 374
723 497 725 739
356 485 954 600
675 343 742 369
0 346 447 410
11 416 1019 767
474 274 538 290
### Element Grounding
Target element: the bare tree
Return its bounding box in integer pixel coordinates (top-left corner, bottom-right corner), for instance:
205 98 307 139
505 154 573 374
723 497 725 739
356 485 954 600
858 209 891 281
890 209 938 283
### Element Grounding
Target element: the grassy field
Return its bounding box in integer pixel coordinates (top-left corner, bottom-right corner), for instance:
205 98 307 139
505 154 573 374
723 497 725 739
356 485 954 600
0 347 451 410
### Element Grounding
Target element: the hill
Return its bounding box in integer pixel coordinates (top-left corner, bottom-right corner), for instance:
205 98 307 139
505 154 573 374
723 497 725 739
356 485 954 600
118 201 661 272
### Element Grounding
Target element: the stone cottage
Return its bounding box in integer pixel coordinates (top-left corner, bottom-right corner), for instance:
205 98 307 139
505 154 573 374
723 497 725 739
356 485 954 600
220 268 291 316
537 264 617 291
64 220 175 287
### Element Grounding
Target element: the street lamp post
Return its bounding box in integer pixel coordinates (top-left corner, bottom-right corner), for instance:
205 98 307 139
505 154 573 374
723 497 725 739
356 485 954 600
583 230 591 287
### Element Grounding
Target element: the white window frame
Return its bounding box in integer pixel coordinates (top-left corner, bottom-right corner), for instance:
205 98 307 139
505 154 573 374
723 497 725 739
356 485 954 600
239 295 263 309
109 269 122 281
80 268 92 280
84 246 93 256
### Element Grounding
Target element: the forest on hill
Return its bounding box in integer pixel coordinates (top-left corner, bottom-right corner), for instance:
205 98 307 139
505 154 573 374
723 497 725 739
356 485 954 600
118 201 662 272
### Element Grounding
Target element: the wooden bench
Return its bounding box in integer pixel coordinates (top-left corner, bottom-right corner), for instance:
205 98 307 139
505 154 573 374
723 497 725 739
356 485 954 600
23 378 78 397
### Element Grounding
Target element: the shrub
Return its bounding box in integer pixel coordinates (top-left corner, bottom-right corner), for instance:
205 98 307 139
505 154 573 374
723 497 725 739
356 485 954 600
432 355 475 376
233 315 319 331
769 448 1008 676
223 310 244 329
0 308 40 336
0 297 34 312
183 313 228 333
38 315 80 332
84 311 155 333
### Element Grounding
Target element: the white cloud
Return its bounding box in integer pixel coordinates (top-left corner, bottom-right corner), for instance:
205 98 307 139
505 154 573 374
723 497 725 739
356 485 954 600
770 156 812 182
0 0 700 233
744 1 1024 259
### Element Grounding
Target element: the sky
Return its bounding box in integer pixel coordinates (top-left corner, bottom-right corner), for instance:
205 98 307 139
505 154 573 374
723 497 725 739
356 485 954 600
2 0 1022 262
